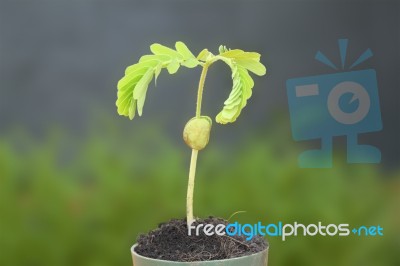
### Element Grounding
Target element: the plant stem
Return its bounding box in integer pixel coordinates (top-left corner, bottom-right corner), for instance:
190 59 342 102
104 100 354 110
186 64 210 227
186 149 198 225
195 64 209 118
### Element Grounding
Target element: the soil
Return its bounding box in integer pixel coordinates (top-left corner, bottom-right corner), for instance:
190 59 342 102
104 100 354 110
135 217 268 262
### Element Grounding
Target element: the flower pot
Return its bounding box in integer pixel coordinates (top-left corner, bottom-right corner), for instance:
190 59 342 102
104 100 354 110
131 244 268 266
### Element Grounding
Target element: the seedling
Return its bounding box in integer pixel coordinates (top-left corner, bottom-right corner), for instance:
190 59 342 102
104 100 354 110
116 42 266 227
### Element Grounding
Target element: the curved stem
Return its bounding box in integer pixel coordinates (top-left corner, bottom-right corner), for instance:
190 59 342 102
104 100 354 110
186 64 210 227
195 64 209 118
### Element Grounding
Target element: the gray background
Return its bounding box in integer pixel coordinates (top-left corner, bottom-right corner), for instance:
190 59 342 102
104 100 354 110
0 0 399 166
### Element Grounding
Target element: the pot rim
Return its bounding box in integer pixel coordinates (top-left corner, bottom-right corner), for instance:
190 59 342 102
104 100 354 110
131 243 268 264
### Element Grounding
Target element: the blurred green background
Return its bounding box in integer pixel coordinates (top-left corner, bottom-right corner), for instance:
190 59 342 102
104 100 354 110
1 0 399 265
0 116 399 266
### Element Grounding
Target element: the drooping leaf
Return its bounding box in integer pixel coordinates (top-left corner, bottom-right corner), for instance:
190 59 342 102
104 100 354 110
116 42 201 120
133 68 154 101
167 60 180 74
128 99 137 120
154 63 162 84
117 42 266 124
125 59 160 74
214 45 267 124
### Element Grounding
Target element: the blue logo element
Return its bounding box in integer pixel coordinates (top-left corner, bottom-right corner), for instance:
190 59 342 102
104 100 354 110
286 39 382 168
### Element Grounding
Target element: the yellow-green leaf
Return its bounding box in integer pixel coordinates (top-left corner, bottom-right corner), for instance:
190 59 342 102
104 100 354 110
133 68 154 100
182 58 200 68
235 58 266 76
167 60 180 74
213 45 266 124
154 63 162 85
220 49 244 58
150 43 181 57
197 49 211 61
128 99 137 120
117 42 202 120
175 41 195 59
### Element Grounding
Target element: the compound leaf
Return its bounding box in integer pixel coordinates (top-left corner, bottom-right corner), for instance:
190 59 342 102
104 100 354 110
214 45 267 124
117 41 201 120
117 42 266 124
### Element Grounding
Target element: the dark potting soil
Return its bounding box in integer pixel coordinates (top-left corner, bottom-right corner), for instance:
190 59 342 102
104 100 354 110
135 217 268 262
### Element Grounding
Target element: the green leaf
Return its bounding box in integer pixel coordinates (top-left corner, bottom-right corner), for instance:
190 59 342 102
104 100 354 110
128 99 137 120
136 92 147 117
133 68 154 100
197 49 211 61
175 41 195 59
221 50 261 60
167 60 180 74
150 43 182 58
118 68 147 92
139 54 171 63
220 49 244 58
182 58 200 68
235 58 266 76
154 63 162 84
219 45 228 54
116 42 201 120
125 60 158 75
214 45 266 124
133 68 154 116
116 42 266 122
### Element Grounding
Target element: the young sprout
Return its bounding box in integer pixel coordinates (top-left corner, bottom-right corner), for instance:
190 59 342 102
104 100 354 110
116 42 266 227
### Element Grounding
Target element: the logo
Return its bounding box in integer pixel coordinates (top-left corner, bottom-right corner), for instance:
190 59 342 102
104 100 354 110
188 221 384 241
286 39 382 168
